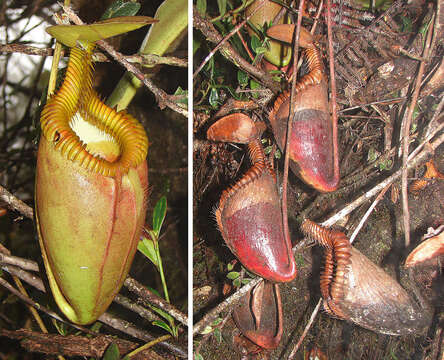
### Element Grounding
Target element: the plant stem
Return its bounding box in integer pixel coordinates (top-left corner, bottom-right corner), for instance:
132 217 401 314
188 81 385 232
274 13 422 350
126 334 171 358
154 239 170 303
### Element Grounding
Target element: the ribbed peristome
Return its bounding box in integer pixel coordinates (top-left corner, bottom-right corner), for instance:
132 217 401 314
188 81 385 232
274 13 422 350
40 44 148 177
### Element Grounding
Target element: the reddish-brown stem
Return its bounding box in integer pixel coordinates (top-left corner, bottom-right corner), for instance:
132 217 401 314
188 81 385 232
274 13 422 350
281 0 305 288
326 0 340 190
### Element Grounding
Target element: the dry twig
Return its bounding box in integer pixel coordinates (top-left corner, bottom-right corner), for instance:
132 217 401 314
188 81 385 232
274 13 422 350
400 12 435 248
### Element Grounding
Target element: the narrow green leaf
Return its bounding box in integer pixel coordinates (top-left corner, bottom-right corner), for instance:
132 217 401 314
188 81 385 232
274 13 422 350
46 16 157 47
146 286 162 298
102 343 120 360
101 0 141 20
89 321 103 333
195 353 204 360
148 303 175 324
217 0 227 16
153 196 167 236
209 87 220 108
153 320 173 335
250 35 262 53
250 79 260 98
137 238 158 267
53 320 68 336
196 0 207 15
367 147 379 163
174 86 188 105
214 328 222 343
237 70 248 87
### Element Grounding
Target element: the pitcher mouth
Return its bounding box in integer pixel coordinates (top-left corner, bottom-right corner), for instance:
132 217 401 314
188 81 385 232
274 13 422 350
39 45 148 178
69 111 120 162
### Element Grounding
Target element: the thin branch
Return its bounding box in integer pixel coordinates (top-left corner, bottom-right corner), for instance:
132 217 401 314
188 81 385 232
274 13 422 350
0 276 93 334
0 43 187 67
0 329 165 360
193 2 265 77
193 277 262 335
288 299 322 359
98 313 187 358
114 294 163 323
348 184 391 244
124 277 188 327
400 12 435 248
193 7 281 94
0 184 33 219
0 253 39 272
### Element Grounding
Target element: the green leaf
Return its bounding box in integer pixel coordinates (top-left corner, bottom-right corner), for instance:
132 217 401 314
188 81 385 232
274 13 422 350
196 0 207 15
101 0 141 20
53 319 69 336
237 70 248 87
295 253 305 267
46 16 157 47
233 278 241 287
174 86 188 105
153 196 167 236
367 147 379 163
89 321 103 334
148 303 175 324
209 87 220 108
227 262 234 271
214 327 222 343
195 353 204 360
226 271 239 280
217 0 227 16
250 79 261 98
146 286 162 298
153 320 174 335
378 159 393 171
102 343 120 360
137 238 158 267
250 35 262 53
